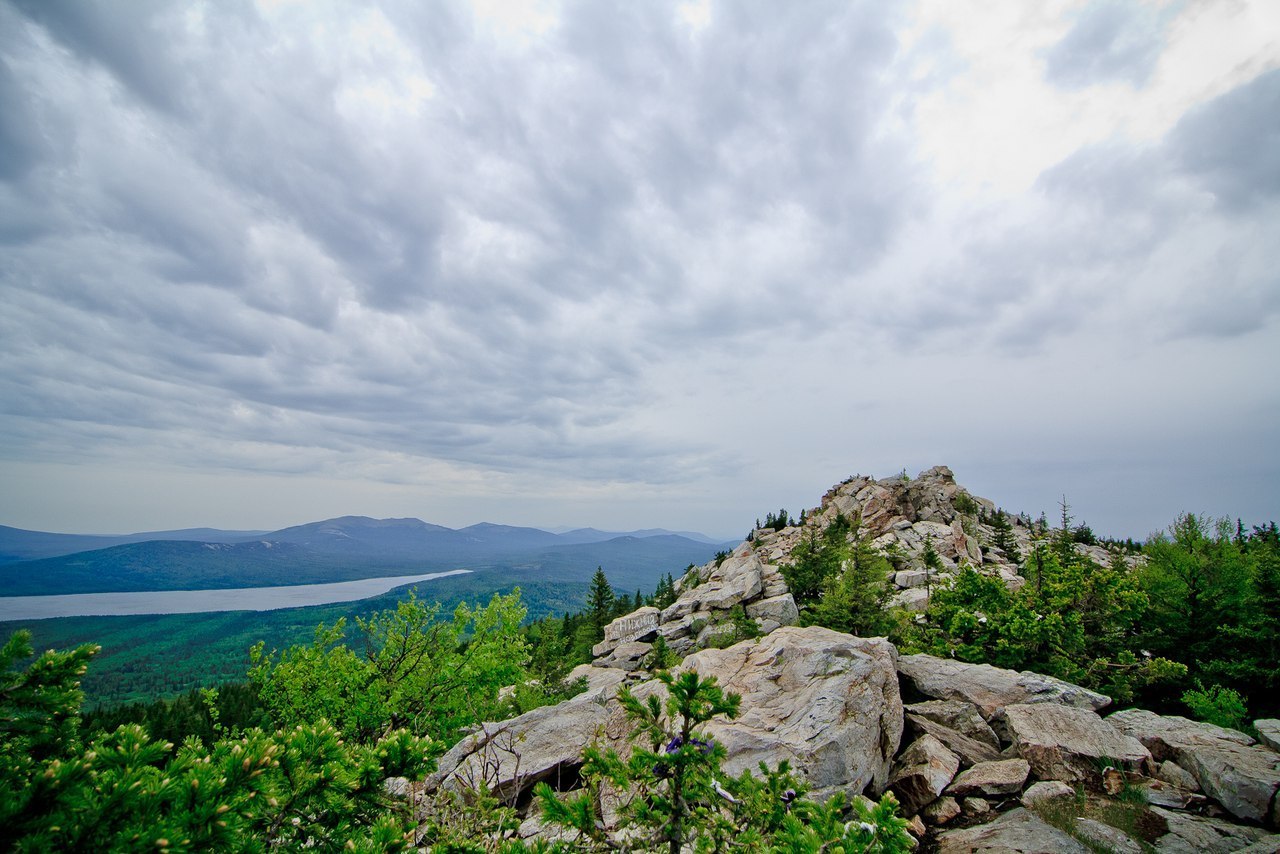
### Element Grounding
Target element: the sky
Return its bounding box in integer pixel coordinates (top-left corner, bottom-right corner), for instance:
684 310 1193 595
0 0 1277 541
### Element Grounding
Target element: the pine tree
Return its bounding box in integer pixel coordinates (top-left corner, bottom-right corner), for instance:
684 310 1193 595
587 567 616 640
1054 497 1078 567
990 509 1022 565
654 573 677 610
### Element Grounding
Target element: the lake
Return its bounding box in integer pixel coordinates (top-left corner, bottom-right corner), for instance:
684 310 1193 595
0 570 473 621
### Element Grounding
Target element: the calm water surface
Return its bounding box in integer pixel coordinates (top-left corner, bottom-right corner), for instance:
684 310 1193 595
0 570 473 621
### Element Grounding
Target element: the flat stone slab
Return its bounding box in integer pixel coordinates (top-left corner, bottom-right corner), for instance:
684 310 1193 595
947 757 1031 797
1107 708 1254 758
936 807 1090 853
898 654 1111 719
1004 703 1150 783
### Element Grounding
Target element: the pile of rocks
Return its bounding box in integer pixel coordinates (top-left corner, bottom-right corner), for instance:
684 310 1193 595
890 652 1280 851
422 629 1280 851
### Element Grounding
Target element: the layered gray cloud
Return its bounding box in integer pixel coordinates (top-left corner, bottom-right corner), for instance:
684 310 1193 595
0 0 1276 537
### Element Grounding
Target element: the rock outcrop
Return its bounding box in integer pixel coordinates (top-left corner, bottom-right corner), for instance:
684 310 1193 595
431 627 902 812
419 466 1279 851
591 544 800 667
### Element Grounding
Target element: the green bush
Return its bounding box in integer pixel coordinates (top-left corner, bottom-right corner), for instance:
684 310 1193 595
0 630 434 851
1182 682 1249 733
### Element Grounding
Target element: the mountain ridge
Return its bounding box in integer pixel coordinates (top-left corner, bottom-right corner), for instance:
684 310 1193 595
0 517 725 564
0 518 735 599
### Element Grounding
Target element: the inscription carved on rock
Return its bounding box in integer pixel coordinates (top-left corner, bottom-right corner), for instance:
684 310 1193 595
604 607 659 644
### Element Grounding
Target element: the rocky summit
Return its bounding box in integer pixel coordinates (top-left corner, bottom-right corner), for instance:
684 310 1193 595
418 467 1280 851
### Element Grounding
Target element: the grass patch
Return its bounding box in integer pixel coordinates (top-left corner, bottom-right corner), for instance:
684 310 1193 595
1029 783 1162 853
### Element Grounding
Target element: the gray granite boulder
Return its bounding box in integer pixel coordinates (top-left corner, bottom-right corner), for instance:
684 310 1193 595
431 666 627 801
1256 719 1280 753
1151 806 1274 853
680 626 904 797
888 734 960 815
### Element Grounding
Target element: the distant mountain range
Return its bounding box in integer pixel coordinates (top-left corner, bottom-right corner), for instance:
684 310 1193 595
0 517 734 598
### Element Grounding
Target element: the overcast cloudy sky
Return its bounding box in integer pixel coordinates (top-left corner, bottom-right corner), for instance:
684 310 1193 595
1 0 1277 540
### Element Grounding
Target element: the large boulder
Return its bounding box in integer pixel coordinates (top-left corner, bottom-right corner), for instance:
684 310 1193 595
1106 708 1254 759
936 807 1090 853
743 593 799 633
661 550 763 621
1002 703 1150 783
897 654 1111 719
679 626 904 797
1109 709 1280 827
